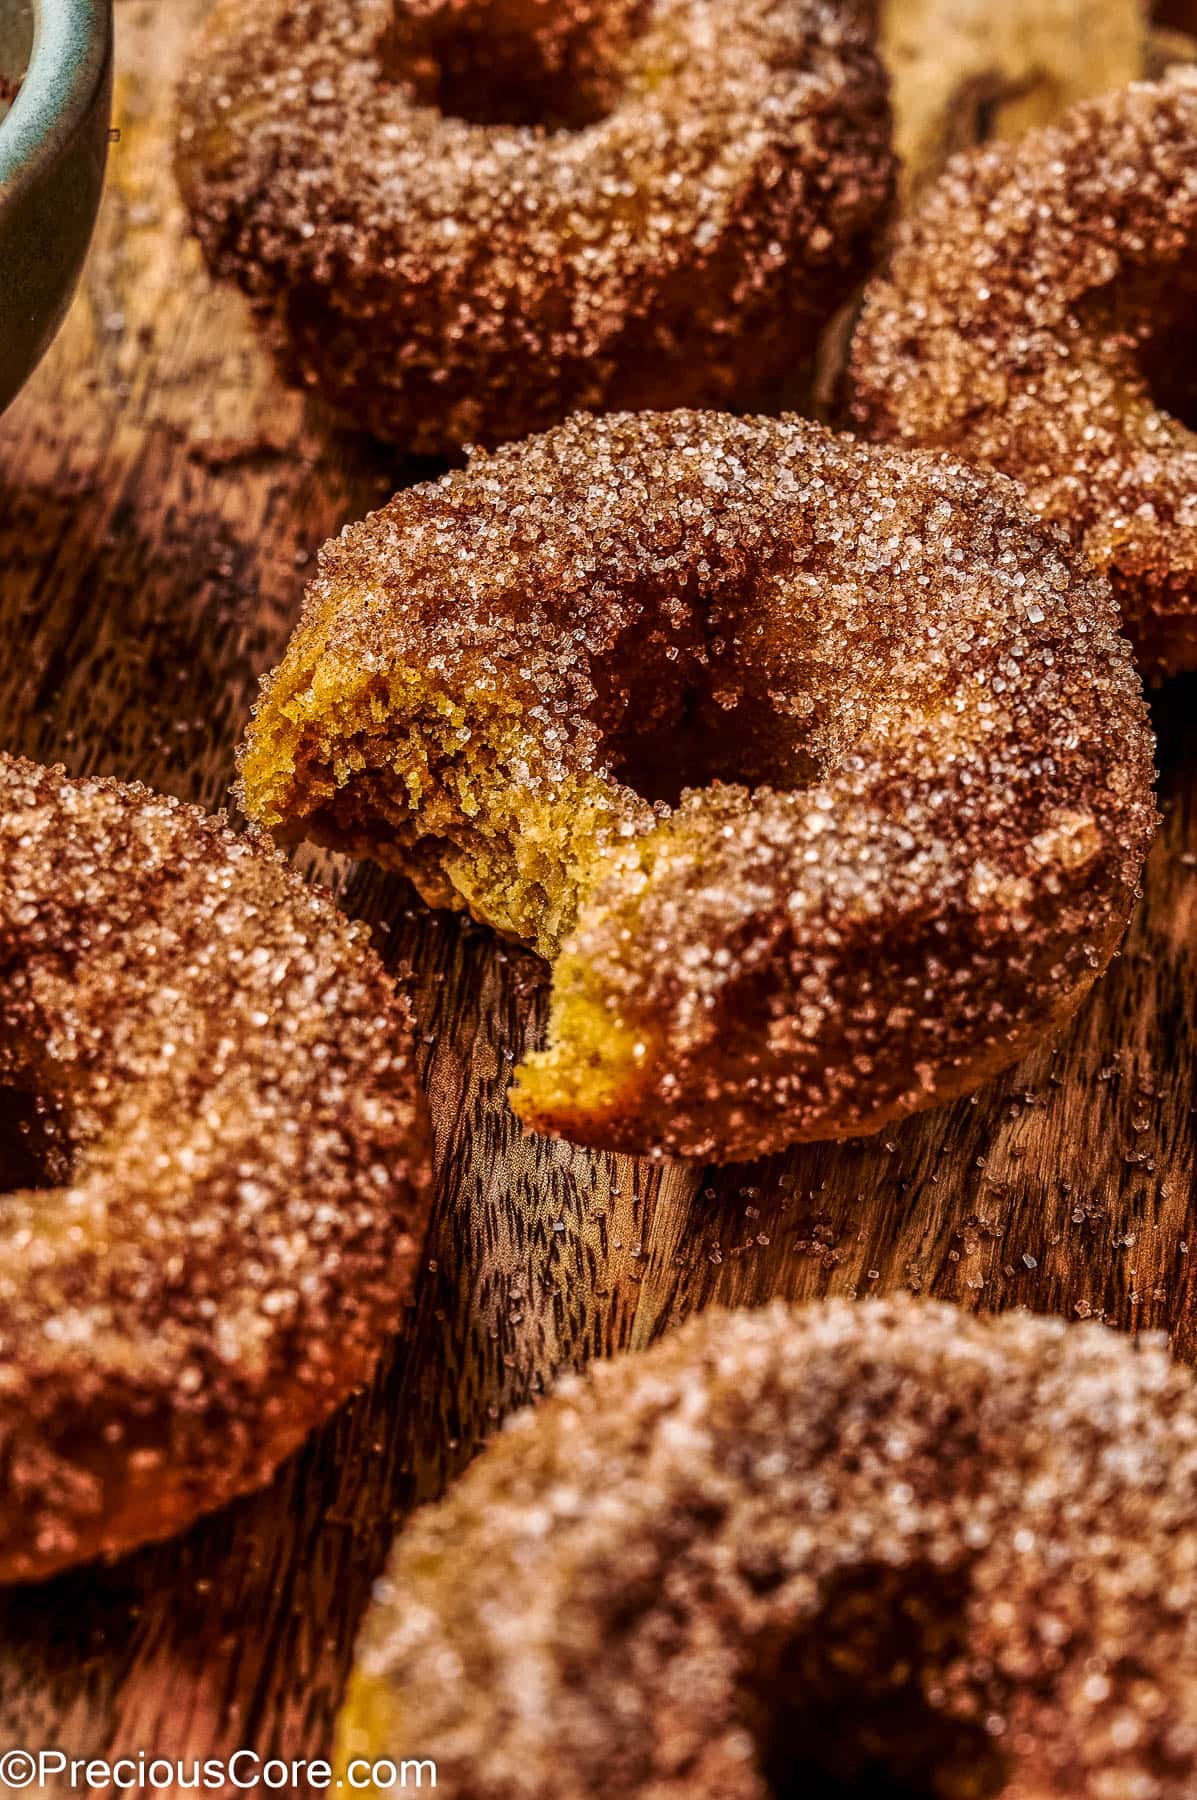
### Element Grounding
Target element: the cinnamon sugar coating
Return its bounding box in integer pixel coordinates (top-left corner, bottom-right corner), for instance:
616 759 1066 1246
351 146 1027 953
0 756 432 1583
339 1297 1197 1800
238 412 1156 1163
175 0 894 454
849 72 1197 680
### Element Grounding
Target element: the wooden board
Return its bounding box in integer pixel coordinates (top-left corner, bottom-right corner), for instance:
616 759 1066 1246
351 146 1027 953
0 2 1193 1788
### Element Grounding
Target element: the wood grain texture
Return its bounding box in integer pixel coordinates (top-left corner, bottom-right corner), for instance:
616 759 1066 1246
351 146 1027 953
0 3 1193 1792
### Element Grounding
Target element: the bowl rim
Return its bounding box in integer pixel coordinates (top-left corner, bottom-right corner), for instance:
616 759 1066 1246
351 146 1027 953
0 0 112 201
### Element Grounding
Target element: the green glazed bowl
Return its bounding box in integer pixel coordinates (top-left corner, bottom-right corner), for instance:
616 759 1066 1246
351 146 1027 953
0 0 112 414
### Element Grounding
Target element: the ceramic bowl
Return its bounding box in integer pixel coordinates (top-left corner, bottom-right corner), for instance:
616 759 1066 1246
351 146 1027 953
0 0 113 414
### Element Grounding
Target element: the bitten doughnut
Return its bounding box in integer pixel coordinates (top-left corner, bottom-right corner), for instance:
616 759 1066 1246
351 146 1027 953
238 412 1156 1163
175 0 894 454
0 755 432 1583
849 72 1197 679
339 1297 1197 1799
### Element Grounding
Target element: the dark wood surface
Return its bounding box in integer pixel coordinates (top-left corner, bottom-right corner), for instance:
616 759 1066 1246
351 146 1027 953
0 3 1193 1792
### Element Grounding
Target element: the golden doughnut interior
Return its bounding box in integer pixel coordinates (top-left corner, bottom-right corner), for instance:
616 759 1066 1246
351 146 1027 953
239 574 851 962
240 575 886 1133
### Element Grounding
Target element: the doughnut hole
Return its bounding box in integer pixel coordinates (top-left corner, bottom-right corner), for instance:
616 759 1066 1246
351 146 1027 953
382 0 650 130
603 680 824 811
749 1565 1007 1800
241 574 865 961
0 1082 72 1193
1 1008 78 1193
596 591 861 808
1139 307 1197 434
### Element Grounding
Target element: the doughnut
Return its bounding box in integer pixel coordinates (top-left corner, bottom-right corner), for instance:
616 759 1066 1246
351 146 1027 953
338 1296 1197 1799
237 411 1156 1163
174 0 895 455
0 754 432 1583
880 0 1144 199
848 72 1197 680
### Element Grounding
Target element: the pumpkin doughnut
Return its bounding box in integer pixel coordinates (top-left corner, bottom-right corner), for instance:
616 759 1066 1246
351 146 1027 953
848 72 1197 680
0 755 432 1583
174 0 895 454
339 1296 1197 1800
237 411 1156 1164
